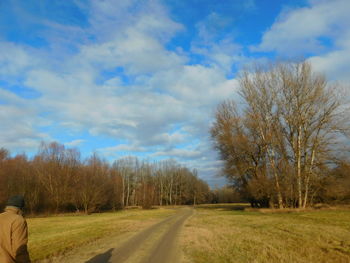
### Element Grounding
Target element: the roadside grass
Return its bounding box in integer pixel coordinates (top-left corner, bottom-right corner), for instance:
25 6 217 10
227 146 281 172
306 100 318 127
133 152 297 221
27 207 176 262
181 204 350 263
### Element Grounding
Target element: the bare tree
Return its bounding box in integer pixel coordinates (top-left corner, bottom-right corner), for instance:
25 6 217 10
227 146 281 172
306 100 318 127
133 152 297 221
74 153 110 214
33 142 78 212
212 61 349 208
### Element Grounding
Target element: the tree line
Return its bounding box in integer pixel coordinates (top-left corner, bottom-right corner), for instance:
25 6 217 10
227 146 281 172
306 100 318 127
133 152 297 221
211 61 350 208
0 142 212 214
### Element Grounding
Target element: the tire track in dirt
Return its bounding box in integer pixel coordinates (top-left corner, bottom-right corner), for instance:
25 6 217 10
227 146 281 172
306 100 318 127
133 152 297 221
141 208 193 263
85 207 193 263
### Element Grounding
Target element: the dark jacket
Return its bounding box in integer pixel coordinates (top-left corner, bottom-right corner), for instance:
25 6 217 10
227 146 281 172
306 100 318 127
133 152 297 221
0 206 31 263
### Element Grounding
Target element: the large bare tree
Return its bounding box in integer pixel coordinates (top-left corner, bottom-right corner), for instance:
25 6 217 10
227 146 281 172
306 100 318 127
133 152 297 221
212 61 349 208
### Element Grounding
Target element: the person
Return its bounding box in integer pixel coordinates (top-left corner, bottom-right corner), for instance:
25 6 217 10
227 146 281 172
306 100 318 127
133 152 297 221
0 195 31 263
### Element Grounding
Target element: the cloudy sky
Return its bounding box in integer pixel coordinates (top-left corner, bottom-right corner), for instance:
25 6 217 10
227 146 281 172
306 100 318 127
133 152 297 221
1 0 349 186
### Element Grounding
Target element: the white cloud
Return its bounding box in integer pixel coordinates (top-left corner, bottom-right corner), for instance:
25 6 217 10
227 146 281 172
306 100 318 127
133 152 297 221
192 38 243 73
150 65 237 103
254 0 350 55
64 139 85 147
0 90 50 152
79 33 186 75
308 32 350 82
88 0 183 42
0 42 38 77
251 0 350 89
195 12 232 42
102 144 146 153
191 12 244 72
152 148 201 159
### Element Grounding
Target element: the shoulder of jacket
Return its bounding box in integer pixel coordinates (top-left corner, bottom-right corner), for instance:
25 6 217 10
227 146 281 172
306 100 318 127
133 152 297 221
0 211 24 226
9 213 26 225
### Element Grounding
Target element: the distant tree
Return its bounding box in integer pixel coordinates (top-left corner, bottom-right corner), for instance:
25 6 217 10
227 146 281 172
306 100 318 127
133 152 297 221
33 142 79 212
212 186 241 203
74 153 110 214
319 161 350 204
110 165 124 210
0 148 10 208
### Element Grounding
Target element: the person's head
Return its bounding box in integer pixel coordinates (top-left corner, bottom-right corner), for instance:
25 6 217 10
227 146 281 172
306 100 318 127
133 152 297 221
6 195 25 210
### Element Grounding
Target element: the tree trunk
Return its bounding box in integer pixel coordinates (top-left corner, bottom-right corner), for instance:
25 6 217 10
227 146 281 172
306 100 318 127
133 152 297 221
121 175 125 208
159 179 163 206
297 125 302 208
169 177 173 205
260 127 284 208
302 149 315 208
269 155 284 208
126 176 130 207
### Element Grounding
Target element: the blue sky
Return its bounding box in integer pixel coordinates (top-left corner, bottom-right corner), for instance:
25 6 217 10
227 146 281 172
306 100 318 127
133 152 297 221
1 0 349 186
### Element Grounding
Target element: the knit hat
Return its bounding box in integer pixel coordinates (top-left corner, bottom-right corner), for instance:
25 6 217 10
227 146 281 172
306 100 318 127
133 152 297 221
6 195 25 209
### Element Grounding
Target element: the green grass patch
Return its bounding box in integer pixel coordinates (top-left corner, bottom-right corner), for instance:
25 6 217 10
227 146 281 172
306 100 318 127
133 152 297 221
182 204 350 263
27 208 176 262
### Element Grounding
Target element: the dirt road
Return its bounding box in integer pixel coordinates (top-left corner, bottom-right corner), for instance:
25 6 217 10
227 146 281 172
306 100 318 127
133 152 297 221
85 207 193 263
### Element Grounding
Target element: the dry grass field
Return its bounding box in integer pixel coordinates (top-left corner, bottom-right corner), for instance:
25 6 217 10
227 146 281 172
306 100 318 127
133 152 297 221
181 204 350 263
26 205 350 262
27 208 176 262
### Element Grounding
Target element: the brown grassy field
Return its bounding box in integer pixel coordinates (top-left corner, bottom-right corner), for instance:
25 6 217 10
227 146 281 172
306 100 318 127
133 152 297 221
181 204 350 263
